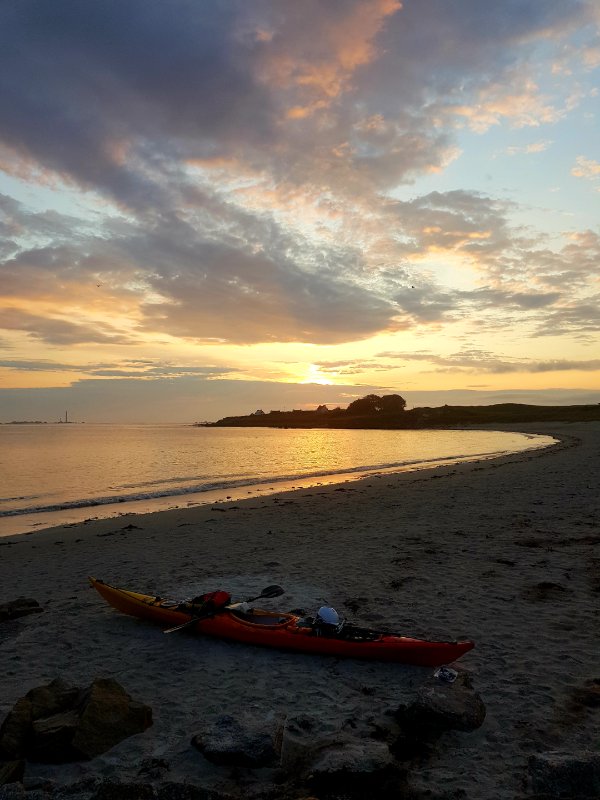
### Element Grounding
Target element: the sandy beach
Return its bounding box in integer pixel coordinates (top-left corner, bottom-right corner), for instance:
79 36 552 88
1 421 599 799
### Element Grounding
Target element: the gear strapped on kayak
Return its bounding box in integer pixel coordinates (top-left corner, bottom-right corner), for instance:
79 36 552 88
184 590 231 617
295 612 382 642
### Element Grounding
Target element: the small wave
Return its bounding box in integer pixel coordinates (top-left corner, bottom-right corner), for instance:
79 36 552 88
0 492 53 504
112 470 252 491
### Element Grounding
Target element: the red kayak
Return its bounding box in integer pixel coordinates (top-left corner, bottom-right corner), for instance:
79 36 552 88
89 577 474 667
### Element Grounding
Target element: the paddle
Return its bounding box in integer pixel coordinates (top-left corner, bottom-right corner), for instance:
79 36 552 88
163 584 285 634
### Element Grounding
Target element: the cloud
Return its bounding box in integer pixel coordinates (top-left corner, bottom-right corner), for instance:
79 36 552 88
534 296 600 337
504 140 553 155
0 0 588 206
0 308 136 345
376 348 600 374
448 74 567 133
140 243 399 345
0 0 598 353
571 155 600 184
314 359 401 375
0 358 239 380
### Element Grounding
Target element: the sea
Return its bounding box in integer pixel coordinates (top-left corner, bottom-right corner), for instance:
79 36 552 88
0 423 556 537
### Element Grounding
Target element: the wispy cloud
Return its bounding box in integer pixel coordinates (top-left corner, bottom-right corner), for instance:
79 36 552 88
571 155 600 187
504 140 553 156
0 358 239 380
377 349 600 374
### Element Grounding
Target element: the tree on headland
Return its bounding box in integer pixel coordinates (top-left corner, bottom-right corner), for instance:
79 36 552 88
346 393 406 415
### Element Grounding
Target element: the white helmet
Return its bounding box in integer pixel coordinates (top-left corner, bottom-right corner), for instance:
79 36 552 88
316 606 341 626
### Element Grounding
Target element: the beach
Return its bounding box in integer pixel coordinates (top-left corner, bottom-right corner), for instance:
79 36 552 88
1 421 599 798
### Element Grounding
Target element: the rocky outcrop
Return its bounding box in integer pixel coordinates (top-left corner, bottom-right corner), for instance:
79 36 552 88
0 673 487 798
0 677 152 766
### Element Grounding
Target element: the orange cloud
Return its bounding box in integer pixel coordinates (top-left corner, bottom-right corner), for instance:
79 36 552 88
0 143 65 187
571 155 600 181
449 75 565 132
259 0 401 118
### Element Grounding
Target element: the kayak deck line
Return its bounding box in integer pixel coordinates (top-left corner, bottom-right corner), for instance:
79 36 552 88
89 577 474 667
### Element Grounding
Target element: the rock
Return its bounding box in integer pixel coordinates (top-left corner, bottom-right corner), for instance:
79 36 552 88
396 670 486 739
279 713 359 775
191 710 284 768
309 739 393 776
1 677 152 765
0 679 79 760
0 599 42 623
307 740 403 799
279 714 320 773
0 700 33 759
528 751 600 798
26 678 79 721
279 716 403 797
28 709 80 764
72 678 152 760
0 760 24 786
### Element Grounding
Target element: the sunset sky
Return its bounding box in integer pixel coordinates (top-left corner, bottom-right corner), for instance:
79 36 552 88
1 0 599 422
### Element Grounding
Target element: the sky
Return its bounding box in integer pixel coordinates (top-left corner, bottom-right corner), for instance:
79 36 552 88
0 0 599 423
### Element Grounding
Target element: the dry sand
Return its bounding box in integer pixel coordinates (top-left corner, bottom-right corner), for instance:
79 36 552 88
1 421 599 798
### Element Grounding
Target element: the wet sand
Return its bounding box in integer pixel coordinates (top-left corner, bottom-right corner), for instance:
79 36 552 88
1 421 598 798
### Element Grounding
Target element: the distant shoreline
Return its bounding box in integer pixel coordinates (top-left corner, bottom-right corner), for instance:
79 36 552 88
204 401 600 429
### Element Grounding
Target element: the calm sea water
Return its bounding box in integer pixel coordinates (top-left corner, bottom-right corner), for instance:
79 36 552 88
0 424 555 536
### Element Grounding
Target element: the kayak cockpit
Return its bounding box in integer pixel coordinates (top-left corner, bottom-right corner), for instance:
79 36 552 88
228 609 295 627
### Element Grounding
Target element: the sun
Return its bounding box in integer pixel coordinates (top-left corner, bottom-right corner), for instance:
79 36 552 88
300 364 333 385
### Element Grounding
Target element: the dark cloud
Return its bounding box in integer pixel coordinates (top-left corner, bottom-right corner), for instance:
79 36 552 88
0 1 274 210
141 242 398 344
0 0 588 206
0 358 238 380
534 298 600 338
0 308 136 345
